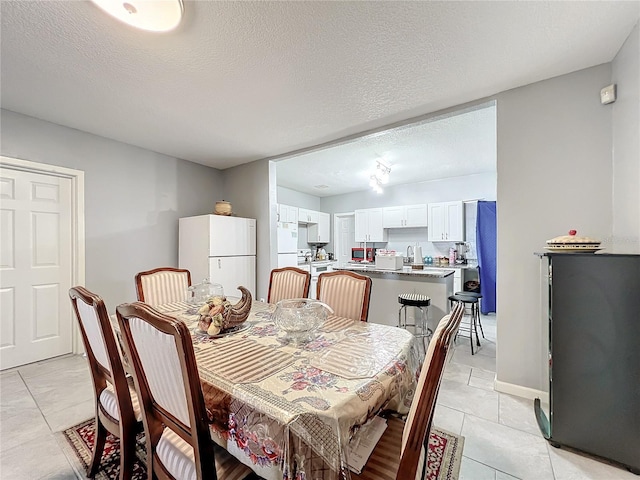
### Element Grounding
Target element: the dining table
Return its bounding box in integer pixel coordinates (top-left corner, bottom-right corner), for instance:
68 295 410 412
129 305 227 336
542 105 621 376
114 299 420 480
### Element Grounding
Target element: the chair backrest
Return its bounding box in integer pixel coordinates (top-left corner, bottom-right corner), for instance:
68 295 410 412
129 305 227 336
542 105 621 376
316 270 372 322
397 303 465 480
135 267 191 306
116 301 216 478
69 286 135 426
267 267 311 304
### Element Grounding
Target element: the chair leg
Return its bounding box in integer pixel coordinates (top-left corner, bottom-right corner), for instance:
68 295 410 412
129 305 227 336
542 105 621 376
119 427 136 480
88 419 107 477
475 303 485 338
472 307 481 347
469 319 475 355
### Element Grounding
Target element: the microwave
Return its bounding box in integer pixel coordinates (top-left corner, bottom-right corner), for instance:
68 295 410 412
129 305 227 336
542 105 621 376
352 247 376 262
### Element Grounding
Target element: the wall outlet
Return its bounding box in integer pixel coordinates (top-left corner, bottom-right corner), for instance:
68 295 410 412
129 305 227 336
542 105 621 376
600 84 616 105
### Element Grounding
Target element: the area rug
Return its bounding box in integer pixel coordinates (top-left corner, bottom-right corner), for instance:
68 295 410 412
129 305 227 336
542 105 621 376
60 419 464 480
427 428 465 480
58 419 146 480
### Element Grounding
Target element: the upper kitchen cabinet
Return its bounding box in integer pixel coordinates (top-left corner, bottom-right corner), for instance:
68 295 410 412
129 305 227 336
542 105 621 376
278 204 298 224
428 201 464 242
355 208 388 242
308 212 330 244
382 204 428 228
298 208 319 224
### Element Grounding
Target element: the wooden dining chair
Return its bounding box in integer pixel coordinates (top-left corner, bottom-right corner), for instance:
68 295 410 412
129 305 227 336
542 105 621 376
352 303 465 480
267 266 311 304
316 270 372 322
135 267 191 306
69 286 143 480
115 301 253 480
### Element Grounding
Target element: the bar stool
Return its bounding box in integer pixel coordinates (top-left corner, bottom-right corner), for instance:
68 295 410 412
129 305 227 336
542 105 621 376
454 291 484 338
398 293 432 354
448 294 481 355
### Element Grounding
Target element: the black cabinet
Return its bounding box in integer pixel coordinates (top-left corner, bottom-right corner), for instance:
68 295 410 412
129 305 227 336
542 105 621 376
534 253 640 474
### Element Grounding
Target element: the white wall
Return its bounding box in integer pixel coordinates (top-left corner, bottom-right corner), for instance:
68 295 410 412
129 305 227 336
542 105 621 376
612 22 640 254
277 186 321 210
221 159 275 301
320 172 496 212
495 64 614 394
0 109 224 310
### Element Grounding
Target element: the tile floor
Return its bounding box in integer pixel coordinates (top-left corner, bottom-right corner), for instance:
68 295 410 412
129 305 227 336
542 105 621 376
0 314 637 479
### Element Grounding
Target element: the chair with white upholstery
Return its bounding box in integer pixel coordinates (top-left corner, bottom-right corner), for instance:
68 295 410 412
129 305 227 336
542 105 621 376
115 302 253 480
352 303 464 480
69 286 143 480
267 267 311 304
135 267 191 306
316 270 372 322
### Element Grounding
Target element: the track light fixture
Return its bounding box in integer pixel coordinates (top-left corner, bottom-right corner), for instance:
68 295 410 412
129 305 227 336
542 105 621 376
374 161 391 184
370 175 384 194
369 160 390 193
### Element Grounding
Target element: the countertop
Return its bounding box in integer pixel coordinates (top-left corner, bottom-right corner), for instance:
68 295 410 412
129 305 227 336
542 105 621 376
297 260 338 266
424 262 478 270
335 265 455 278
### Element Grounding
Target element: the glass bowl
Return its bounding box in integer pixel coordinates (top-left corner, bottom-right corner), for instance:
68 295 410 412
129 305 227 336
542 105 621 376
273 299 333 345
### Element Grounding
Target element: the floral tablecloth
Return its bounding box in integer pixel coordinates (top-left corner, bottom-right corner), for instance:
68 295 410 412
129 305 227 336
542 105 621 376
137 301 420 480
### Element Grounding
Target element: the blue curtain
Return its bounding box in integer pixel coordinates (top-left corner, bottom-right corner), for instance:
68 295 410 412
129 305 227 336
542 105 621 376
476 201 496 314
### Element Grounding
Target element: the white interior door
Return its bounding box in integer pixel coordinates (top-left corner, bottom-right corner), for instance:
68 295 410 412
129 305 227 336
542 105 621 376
1 167 74 369
337 215 355 266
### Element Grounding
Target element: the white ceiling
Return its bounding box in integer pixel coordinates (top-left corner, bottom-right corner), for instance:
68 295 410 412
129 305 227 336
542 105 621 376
1 1 638 179
276 104 497 196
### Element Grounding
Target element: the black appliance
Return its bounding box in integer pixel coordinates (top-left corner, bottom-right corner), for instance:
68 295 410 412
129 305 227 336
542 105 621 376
534 252 640 474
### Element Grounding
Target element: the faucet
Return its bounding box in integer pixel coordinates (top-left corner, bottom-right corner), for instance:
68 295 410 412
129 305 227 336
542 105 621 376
406 245 414 263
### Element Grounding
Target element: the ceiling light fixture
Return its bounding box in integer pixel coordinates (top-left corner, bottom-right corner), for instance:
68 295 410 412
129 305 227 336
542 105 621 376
374 160 391 184
370 175 384 194
91 0 184 32
369 160 390 193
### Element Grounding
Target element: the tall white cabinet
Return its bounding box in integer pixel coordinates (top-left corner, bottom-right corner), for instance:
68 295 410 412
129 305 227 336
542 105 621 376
427 201 464 242
179 215 256 298
355 208 387 242
308 212 330 243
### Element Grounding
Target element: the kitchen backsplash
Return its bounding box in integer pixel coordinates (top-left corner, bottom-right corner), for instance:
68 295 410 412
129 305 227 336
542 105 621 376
385 203 479 260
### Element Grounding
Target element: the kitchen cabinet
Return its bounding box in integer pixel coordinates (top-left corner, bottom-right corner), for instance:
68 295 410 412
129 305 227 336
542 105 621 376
382 204 428 228
355 208 387 242
278 204 298 224
427 201 464 242
298 208 319 224
308 212 330 243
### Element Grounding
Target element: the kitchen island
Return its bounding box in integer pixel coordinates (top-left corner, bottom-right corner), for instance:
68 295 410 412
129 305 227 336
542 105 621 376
333 264 455 330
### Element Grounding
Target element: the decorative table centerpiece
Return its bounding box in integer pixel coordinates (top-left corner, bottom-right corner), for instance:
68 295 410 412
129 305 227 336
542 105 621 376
197 286 252 336
272 298 333 345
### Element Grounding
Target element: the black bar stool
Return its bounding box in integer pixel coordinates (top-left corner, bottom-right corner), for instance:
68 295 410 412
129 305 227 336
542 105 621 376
454 291 484 338
398 293 432 354
448 293 481 354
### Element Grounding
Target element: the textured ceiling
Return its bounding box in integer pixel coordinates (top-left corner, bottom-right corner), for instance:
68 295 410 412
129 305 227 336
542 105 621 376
1 1 638 174
276 104 497 197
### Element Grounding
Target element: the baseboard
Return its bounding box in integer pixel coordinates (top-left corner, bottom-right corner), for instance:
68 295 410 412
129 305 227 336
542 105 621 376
494 379 549 403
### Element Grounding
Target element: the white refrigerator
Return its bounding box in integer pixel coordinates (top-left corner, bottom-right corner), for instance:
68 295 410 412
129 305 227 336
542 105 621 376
277 221 298 268
179 215 256 298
